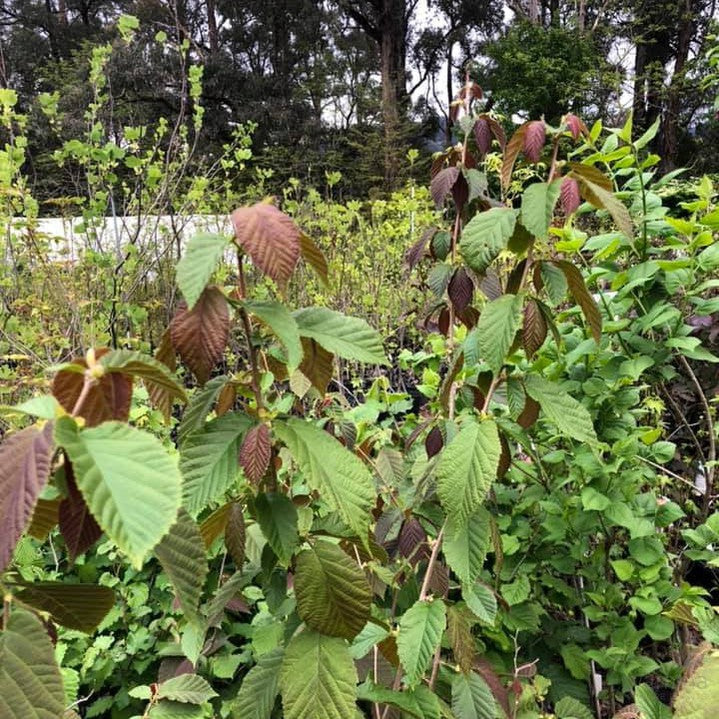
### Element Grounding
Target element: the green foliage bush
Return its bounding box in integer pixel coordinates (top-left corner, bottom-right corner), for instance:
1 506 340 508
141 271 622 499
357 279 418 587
2 70 719 719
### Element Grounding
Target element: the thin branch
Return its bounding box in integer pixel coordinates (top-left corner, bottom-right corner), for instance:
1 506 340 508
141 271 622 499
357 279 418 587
418 524 445 601
678 353 716 517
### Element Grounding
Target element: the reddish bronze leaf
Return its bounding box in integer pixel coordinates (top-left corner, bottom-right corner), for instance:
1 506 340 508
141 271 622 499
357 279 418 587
517 395 540 429
425 426 444 459
532 263 544 293
429 560 449 597
553 260 602 343
487 116 507 150
431 166 460 209
58 461 102 561
474 117 492 155
406 227 436 269
522 299 547 358
501 124 528 190
216 382 236 416
53 351 132 427
438 306 451 336
224 502 246 567
298 337 334 394
239 424 271 484
398 518 429 566
564 113 587 141
148 329 177 421
560 176 581 216
430 152 448 178
231 202 301 284
459 81 483 102
523 120 546 163
498 434 511 479
0 423 54 572
457 306 480 329
170 286 229 385
475 657 512 717
448 268 474 314
451 172 469 211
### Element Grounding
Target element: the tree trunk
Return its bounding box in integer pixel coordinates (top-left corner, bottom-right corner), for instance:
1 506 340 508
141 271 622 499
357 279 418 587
206 0 219 54
445 42 453 147
378 0 407 186
662 0 694 169
44 0 60 60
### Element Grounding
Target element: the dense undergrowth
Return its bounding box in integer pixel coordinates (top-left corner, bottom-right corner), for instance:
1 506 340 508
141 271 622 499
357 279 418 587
1 35 719 719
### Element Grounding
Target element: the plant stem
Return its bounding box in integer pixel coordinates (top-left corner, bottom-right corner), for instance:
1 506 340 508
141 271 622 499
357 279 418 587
236 251 264 412
71 375 94 417
418 524 445 601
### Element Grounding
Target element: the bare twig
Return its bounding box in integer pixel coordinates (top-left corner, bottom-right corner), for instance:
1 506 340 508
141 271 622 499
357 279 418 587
678 354 716 517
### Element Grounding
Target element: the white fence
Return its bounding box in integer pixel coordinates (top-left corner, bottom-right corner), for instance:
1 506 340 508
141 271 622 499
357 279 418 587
6 214 233 263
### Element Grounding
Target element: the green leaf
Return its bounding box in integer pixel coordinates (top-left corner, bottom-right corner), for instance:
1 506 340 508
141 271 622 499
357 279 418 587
634 116 661 150
634 684 671 719
521 180 562 238
233 648 284 719
476 294 523 375
459 208 517 274
539 262 568 305
293 307 388 365
154 508 208 621
462 582 497 624
501 575 530 606
575 175 633 238
451 672 497 719
176 232 229 310
180 412 253 515
524 375 598 446
244 300 303 370
11 581 114 633
580 487 610 511
357 683 440 719
443 508 491 585
99 349 187 403
397 599 446 687
0 607 65 719
55 417 182 569
1 395 60 420
280 630 358 719
349 622 390 660
157 674 217 704
437 419 501 527
554 696 593 719
177 376 228 446
148 699 205 718
295 539 372 640
274 418 375 541
254 492 299 565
